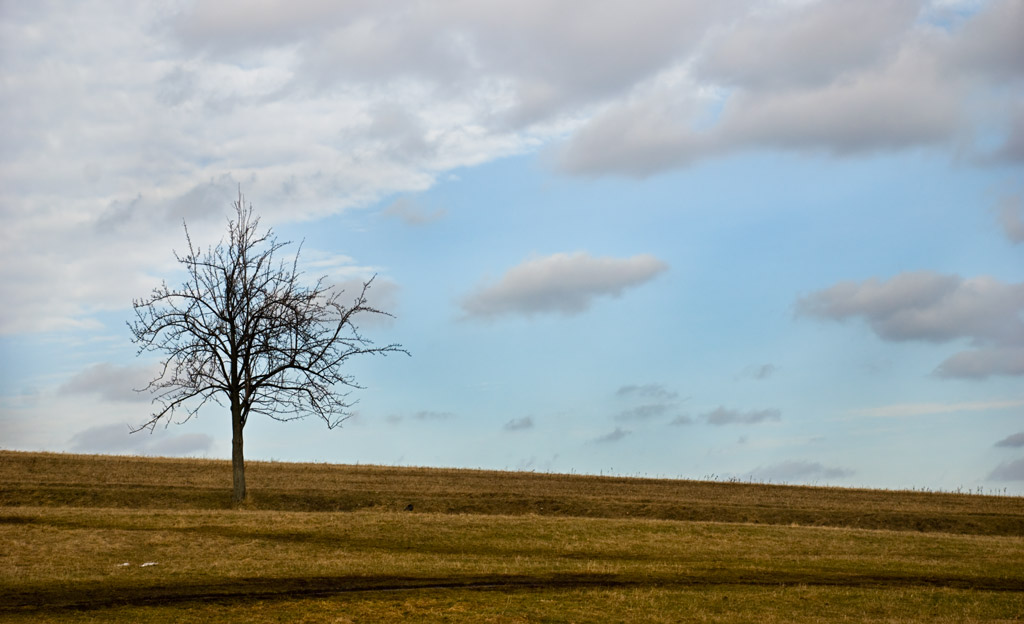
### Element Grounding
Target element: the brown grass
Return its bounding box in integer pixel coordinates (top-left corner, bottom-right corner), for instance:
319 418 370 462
1 451 1022 622
2 451 1022 535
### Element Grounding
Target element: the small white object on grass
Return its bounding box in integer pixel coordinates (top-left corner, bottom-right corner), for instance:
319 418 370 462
140 562 158 567
118 562 130 567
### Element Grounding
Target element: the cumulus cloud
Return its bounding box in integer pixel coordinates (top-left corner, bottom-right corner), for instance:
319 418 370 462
703 407 781 426
559 0 1021 176
988 458 1024 481
942 0 1024 82
934 348 1024 379
695 0 919 91
995 433 1024 448
750 460 854 483
503 417 534 431
169 0 742 124
797 272 1024 343
798 271 1024 379
2 0 1020 334
557 92 712 176
460 252 668 319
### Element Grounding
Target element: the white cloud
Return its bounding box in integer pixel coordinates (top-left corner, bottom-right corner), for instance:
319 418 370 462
1 0 1020 335
560 46 961 175
716 54 959 154
0 2 555 335
798 272 1024 378
558 0 1021 176
797 272 1024 343
934 348 1024 379
556 87 712 176
941 0 1024 82
460 252 668 319
696 0 920 91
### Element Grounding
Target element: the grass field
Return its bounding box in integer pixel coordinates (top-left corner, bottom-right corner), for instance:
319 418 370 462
1 451 1022 622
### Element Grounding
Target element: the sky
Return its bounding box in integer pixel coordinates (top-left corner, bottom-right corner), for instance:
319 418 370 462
1 0 1023 494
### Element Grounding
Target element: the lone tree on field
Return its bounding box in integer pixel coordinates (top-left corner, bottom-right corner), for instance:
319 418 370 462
129 191 406 503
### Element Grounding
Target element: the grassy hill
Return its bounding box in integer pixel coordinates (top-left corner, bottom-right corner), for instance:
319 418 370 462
2 451 1023 622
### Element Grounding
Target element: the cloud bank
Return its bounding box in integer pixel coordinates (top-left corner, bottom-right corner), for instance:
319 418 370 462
1 1 1021 333
558 0 1024 176
461 252 668 319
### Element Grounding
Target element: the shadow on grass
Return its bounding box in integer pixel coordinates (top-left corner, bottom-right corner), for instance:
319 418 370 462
5 483 1024 537
4 570 1022 614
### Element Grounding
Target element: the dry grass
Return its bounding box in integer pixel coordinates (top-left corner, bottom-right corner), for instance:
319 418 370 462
1 451 1022 622
3 451 1022 535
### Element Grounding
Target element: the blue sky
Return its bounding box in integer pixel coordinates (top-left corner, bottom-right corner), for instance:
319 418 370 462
1 0 1023 493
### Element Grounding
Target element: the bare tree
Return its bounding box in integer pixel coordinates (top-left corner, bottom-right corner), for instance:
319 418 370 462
129 190 406 502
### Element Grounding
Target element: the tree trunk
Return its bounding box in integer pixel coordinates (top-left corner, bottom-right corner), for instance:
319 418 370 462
231 401 246 503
